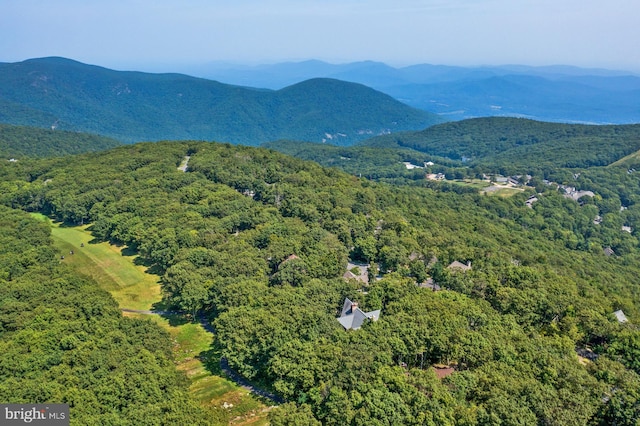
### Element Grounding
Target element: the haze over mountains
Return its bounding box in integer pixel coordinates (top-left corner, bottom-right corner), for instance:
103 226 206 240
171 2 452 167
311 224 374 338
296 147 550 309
0 57 441 145
183 60 640 124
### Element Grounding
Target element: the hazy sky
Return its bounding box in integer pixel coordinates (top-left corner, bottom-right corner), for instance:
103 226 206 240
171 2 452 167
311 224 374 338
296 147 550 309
2 0 638 72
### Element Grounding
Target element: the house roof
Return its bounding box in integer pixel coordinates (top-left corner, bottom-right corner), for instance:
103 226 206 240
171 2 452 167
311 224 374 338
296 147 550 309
419 278 441 291
342 270 358 280
341 297 355 317
447 260 471 272
344 262 369 283
433 366 455 379
338 298 381 330
614 310 628 323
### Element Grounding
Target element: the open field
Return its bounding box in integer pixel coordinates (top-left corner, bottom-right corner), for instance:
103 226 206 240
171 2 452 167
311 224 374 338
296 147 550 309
481 186 525 197
32 213 270 425
31 213 160 311
451 178 492 190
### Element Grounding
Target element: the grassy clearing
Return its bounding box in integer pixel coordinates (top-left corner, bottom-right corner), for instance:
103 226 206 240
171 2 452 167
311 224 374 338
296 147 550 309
487 187 525 197
451 178 492 189
32 213 160 311
480 185 524 197
125 312 269 424
34 213 269 425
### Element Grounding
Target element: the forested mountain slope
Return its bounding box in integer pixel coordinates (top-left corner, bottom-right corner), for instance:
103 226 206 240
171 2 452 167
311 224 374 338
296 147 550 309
0 124 121 159
263 139 449 180
0 57 442 145
2 140 640 424
362 117 640 169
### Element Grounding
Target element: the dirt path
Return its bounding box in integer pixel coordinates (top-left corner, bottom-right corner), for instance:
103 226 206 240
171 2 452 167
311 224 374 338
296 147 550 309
220 357 284 404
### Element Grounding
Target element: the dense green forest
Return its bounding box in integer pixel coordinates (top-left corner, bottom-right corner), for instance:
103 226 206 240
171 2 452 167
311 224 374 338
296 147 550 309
362 117 640 172
0 205 212 425
0 57 442 145
2 139 640 424
0 124 121 159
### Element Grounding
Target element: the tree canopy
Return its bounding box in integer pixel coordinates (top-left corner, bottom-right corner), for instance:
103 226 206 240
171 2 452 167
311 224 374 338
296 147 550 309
2 138 640 424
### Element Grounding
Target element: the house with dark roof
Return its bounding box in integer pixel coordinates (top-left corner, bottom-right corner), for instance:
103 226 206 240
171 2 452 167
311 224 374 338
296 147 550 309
337 298 381 330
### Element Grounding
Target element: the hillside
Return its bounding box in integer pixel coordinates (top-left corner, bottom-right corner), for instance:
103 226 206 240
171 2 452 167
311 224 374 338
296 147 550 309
0 57 442 145
184 60 640 124
2 140 640 424
0 123 121 159
361 117 640 170
263 139 456 180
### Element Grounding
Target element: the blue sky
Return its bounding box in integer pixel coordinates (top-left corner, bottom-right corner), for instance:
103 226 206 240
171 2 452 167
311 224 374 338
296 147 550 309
2 0 638 72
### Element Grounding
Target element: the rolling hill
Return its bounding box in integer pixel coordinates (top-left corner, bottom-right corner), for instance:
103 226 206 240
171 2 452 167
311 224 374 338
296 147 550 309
360 117 640 169
0 57 443 145
0 123 121 159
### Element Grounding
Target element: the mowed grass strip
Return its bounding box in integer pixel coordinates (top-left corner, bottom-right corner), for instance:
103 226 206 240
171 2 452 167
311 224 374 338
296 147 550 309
33 214 271 424
31 213 160 311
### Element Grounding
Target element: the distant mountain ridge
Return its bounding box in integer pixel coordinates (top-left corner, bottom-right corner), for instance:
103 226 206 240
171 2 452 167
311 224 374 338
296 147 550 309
183 60 640 124
0 57 442 145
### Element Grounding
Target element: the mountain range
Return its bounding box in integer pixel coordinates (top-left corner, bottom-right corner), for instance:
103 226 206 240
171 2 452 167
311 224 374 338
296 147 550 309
0 57 441 145
182 60 640 124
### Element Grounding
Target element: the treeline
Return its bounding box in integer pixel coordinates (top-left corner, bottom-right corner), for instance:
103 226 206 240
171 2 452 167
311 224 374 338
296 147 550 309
2 141 640 424
0 124 121 159
0 206 213 425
